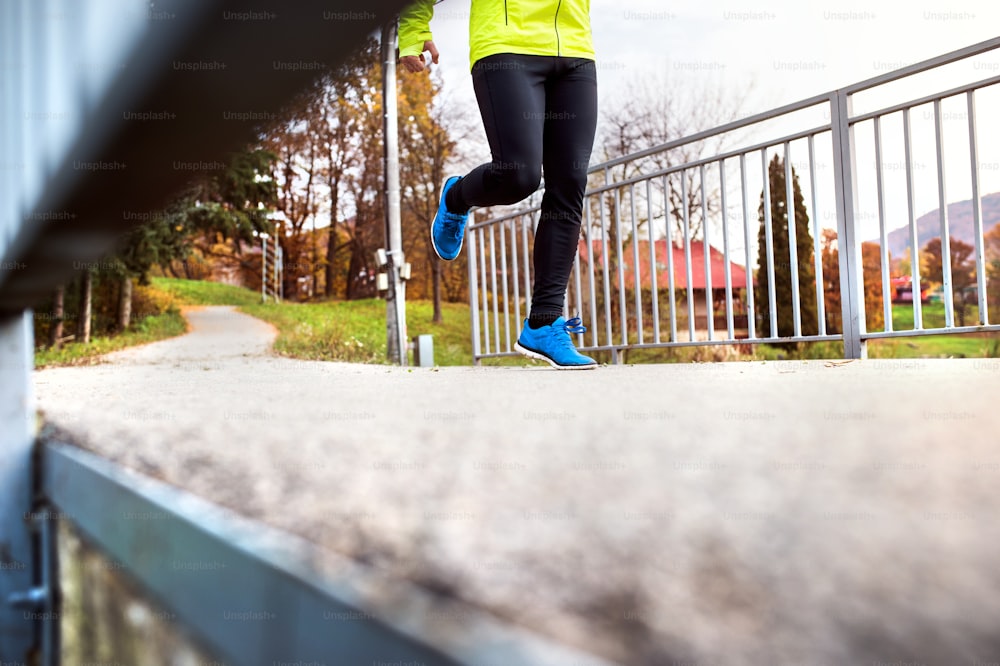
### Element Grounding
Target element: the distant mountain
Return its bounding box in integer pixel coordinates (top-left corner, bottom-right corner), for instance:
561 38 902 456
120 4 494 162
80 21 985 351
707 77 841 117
872 192 1000 258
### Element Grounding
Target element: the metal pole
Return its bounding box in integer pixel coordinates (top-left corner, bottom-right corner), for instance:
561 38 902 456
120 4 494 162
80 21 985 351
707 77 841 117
467 220 482 365
830 91 867 359
261 236 267 302
382 18 407 366
273 239 280 303
0 311 38 661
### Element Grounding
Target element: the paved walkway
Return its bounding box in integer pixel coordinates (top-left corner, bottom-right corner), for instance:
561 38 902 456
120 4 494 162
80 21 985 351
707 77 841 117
34 306 1000 665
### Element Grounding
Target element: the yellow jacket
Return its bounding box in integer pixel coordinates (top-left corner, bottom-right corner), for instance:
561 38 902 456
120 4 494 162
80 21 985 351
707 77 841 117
398 0 594 69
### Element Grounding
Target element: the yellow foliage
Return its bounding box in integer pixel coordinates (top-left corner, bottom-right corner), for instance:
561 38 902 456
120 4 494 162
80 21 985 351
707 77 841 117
132 283 179 320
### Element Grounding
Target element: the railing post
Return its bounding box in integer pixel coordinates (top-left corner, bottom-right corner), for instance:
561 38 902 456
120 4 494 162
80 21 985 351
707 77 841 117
830 91 867 359
278 245 284 302
0 311 39 662
382 17 407 366
467 219 482 365
261 236 267 302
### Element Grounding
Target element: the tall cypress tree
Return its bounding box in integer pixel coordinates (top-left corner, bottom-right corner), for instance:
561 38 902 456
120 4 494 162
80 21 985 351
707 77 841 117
756 154 818 338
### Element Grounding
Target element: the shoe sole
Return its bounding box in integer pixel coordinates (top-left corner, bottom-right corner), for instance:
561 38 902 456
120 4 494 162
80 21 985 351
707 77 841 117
431 178 464 262
514 342 597 370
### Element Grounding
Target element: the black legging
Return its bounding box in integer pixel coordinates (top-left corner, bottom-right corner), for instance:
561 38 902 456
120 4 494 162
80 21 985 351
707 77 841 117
449 53 598 320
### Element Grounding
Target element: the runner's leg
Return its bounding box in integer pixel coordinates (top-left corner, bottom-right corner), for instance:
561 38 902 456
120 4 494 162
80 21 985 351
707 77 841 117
445 54 549 212
528 58 598 324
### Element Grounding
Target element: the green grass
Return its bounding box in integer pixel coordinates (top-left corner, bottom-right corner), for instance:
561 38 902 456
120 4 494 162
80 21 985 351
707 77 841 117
886 301 981 331
34 309 188 369
868 334 1000 359
153 277 262 307
241 298 531 366
242 298 386 363
37 278 1000 369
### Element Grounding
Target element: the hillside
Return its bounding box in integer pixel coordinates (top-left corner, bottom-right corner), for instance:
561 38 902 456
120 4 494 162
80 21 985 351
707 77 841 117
876 191 1000 258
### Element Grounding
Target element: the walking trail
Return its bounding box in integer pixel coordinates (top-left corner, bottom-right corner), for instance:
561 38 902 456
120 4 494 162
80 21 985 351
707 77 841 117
34 306 1000 665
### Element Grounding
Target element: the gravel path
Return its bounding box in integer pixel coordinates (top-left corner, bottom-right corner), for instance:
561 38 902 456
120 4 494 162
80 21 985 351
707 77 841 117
34 306 1000 665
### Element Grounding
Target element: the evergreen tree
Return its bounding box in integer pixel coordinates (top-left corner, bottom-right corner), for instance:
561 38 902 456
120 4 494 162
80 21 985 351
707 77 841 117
184 148 278 249
756 154 818 338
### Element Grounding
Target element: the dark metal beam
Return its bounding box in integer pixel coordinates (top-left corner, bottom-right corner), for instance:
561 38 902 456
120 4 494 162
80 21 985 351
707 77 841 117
42 440 613 666
0 0 409 314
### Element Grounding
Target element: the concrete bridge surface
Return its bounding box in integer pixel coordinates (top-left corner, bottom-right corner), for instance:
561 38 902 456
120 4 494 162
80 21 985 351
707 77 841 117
33 306 1000 665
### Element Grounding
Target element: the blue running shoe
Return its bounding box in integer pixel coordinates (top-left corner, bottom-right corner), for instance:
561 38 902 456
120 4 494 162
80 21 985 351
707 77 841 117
514 317 597 370
431 176 469 261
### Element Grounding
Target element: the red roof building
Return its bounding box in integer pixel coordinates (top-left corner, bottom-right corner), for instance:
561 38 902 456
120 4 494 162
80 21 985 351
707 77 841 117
578 239 749 291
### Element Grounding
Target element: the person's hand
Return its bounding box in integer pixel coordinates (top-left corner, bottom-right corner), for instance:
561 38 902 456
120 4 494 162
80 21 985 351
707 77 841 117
400 40 439 73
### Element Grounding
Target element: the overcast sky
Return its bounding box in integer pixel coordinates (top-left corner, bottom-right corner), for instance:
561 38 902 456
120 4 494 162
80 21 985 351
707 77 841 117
417 0 1000 244
426 0 999 114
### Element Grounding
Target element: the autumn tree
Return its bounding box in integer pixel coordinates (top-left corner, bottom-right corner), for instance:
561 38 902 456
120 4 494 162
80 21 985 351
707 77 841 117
113 206 188 327
821 229 841 334
257 39 379 300
266 105 323 298
316 54 367 298
860 242 886 332
597 71 751 240
922 236 976 326
820 231 887 333
154 35 461 309
398 68 465 321
342 51 386 301
143 146 279 297
756 155 818 338
985 224 1000 314
273 39 381 299
263 36 460 303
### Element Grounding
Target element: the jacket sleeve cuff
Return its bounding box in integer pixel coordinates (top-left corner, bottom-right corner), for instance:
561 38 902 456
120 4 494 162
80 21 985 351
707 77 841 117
398 30 434 58
398 1 434 58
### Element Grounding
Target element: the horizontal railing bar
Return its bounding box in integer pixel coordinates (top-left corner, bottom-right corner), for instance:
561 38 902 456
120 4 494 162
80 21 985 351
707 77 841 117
475 75 1000 233
468 206 541 231
587 37 1000 175
474 335 846 359
472 121 828 231
862 325 1000 339
588 93 834 173
840 36 1000 95
477 325 1000 357
594 125 833 193
848 74 1000 125
573 126 832 202
41 440 614 666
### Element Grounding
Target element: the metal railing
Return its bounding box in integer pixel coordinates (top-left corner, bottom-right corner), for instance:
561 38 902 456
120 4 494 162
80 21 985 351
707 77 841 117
38 439 613 666
467 37 1000 363
0 1 414 661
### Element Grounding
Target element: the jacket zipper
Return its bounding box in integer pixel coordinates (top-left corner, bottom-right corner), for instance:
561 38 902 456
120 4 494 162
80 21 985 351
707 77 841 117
504 0 508 25
554 0 562 55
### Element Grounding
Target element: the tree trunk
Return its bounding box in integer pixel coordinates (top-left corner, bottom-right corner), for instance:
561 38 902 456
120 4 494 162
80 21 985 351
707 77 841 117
77 270 92 344
325 222 339 297
345 242 360 300
182 258 192 279
432 258 442 323
117 276 133 331
49 284 65 348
